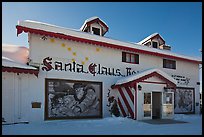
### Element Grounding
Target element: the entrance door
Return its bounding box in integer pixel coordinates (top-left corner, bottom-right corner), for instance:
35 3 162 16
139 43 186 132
162 91 174 119
152 92 162 119
143 92 152 119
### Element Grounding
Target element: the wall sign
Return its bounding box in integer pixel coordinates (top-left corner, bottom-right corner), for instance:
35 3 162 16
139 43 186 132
42 57 139 77
32 102 41 108
171 75 190 85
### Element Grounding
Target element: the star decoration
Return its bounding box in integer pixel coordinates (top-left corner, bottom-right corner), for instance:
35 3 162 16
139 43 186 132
72 59 75 62
50 38 55 43
81 61 85 65
96 48 100 52
73 52 76 56
61 43 65 47
67 47 72 51
85 57 89 61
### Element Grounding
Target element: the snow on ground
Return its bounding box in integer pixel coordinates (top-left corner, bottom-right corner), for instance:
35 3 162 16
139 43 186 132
2 114 202 135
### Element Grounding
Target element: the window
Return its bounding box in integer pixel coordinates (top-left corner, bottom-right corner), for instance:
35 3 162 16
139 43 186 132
92 27 100 35
163 59 176 69
152 41 158 48
122 52 139 64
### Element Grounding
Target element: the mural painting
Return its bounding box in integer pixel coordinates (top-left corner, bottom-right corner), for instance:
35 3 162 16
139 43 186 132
45 78 102 119
174 87 195 114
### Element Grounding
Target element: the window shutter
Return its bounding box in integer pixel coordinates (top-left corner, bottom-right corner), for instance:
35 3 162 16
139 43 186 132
173 60 176 69
135 54 139 64
122 52 126 62
163 59 166 68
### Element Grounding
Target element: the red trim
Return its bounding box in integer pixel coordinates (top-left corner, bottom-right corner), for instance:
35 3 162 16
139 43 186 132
141 81 167 84
153 72 176 88
2 66 39 77
124 86 134 103
117 98 127 117
112 71 176 89
134 72 176 88
16 25 201 64
118 87 134 119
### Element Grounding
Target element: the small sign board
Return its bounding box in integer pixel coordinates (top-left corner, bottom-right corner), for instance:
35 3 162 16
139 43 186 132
32 102 41 108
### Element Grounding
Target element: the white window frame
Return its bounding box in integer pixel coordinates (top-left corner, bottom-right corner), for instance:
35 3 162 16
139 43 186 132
91 26 101 36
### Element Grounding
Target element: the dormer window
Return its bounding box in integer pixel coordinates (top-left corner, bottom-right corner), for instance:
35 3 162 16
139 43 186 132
138 33 171 51
152 41 158 48
80 16 109 37
92 27 100 35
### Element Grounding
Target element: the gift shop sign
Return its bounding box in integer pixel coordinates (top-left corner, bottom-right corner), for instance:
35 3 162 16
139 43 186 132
171 75 190 85
42 57 138 77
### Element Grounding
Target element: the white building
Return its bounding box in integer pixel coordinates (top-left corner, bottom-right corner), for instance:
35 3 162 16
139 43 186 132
2 17 202 124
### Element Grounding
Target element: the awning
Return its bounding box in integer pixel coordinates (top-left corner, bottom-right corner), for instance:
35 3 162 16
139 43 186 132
112 68 177 89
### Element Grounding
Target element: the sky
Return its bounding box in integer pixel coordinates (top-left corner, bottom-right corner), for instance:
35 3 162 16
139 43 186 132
2 2 202 89
2 2 202 57
2 114 202 135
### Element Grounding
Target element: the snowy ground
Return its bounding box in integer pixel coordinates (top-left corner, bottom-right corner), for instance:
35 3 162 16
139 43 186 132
2 114 202 135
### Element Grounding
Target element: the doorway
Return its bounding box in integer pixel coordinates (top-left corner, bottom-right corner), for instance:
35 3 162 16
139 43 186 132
152 92 161 119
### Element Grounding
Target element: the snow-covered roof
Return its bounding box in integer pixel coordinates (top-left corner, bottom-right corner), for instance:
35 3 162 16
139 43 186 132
80 16 109 31
2 56 37 70
17 20 202 63
137 33 165 45
114 68 177 86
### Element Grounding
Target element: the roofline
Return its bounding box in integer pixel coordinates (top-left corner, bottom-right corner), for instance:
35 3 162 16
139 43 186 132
112 69 177 89
111 71 176 89
138 33 165 45
2 66 39 77
16 25 202 64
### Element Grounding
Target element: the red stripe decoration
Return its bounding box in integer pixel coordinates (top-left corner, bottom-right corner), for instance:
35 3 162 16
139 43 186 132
113 71 176 89
2 67 39 77
117 98 127 117
16 25 202 64
117 87 134 119
124 86 134 103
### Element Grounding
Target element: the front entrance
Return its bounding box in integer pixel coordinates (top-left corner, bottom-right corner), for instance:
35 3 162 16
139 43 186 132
152 92 162 119
143 91 174 120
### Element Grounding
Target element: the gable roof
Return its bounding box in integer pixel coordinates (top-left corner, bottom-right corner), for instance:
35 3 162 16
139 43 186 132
137 33 165 45
16 20 202 64
80 16 109 35
112 68 177 88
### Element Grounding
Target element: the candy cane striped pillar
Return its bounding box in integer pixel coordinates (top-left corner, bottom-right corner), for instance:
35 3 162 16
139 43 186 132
115 84 137 119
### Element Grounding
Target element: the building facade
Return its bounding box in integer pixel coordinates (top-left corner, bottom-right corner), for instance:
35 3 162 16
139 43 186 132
2 17 202 123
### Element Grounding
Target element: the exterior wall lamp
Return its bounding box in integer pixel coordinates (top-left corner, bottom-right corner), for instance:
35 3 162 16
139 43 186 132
138 85 142 91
